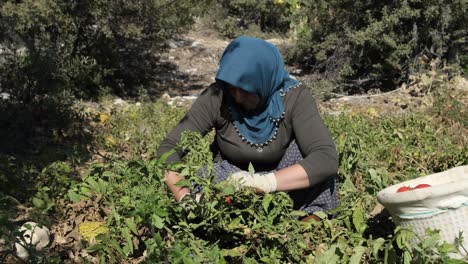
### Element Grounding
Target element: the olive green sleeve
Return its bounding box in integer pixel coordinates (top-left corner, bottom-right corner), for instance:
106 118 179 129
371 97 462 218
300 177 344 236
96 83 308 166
156 85 221 164
293 89 338 186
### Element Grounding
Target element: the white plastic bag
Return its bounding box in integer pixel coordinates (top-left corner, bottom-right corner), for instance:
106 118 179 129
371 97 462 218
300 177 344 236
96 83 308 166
377 165 468 219
377 166 468 256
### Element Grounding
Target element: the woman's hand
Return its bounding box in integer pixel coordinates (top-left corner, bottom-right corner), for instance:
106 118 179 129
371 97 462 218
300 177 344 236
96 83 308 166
229 171 277 193
165 171 190 201
229 164 311 193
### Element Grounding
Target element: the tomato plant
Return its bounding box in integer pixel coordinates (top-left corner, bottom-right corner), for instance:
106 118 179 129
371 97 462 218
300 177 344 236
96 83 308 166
6 96 465 263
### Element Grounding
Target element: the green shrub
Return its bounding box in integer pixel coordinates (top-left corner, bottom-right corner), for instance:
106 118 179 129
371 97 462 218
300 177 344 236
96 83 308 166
0 0 210 100
0 1 209 204
287 0 468 93
95 100 186 160
207 0 292 38
460 51 468 75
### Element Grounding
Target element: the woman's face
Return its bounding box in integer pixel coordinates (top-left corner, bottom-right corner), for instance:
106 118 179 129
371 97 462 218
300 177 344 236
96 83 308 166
227 85 260 112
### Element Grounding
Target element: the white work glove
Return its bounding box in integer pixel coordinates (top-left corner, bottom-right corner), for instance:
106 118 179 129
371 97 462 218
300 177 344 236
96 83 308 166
229 171 277 193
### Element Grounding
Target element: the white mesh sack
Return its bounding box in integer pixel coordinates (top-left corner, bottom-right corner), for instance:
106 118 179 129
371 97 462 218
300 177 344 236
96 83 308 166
377 165 468 254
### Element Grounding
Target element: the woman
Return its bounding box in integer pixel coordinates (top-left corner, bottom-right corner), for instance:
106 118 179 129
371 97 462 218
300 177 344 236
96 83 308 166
157 36 338 220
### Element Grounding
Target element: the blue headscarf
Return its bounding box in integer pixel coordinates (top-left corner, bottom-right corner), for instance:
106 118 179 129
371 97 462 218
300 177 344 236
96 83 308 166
215 36 299 146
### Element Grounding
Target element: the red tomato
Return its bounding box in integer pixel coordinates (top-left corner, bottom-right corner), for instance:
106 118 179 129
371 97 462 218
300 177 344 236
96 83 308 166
414 183 431 189
224 196 232 205
397 186 413 193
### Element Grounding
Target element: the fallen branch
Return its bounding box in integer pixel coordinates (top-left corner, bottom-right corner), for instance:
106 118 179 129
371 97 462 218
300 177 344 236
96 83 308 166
330 86 404 99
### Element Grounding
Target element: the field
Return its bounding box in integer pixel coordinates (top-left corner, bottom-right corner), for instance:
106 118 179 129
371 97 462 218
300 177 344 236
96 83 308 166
0 4 467 261
1 72 466 263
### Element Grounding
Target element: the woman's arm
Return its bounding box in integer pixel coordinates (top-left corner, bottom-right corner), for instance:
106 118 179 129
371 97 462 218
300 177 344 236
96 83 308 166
157 85 221 200
290 88 338 187
274 164 309 191
165 171 190 201
229 164 309 193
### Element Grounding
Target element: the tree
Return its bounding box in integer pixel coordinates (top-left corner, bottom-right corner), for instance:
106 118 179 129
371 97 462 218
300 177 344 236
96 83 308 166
287 0 468 93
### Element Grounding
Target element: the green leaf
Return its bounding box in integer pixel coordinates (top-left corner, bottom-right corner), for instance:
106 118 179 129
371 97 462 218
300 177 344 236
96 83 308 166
220 184 236 196
314 211 328 219
67 189 82 202
444 259 468 264
79 186 92 197
248 162 255 173
187 211 196 220
122 227 133 255
298 242 308 249
109 238 125 257
227 218 241 229
439 241 457 254
373 238 386 258
368 168 382 187
155 232 163 247
243 257 259 264
384 247 397 264
175 179 191 188
316 245 340 264
102 171 114 178
290 210 307 217
403 250 412 264
336 238 348 252
86 243 105 253
422 231 440 249
262 194 273 212
396 229 414 250
86 177 100 190
159 149 177 164
125 218 138 235
342 175 356 192
151 214 165 229
352 205 367 235
119 196 130 205
32 197 46 209
350 246 367 264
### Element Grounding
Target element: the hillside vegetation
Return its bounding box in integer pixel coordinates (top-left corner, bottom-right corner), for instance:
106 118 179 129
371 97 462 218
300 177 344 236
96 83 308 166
1 0 467 263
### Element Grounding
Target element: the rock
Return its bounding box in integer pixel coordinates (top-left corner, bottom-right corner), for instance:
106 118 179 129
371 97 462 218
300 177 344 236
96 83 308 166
186 68 198 74
370 203 385 217
191 41 204 50
0 92 10 100
327 110 349 116
17 47 28 56
169 42 178 49
15 222 50 260
161 92 171 100
181 95 198 101
291 68 303 75
113 98 126 105
266 38 285 46
0 238 6 251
